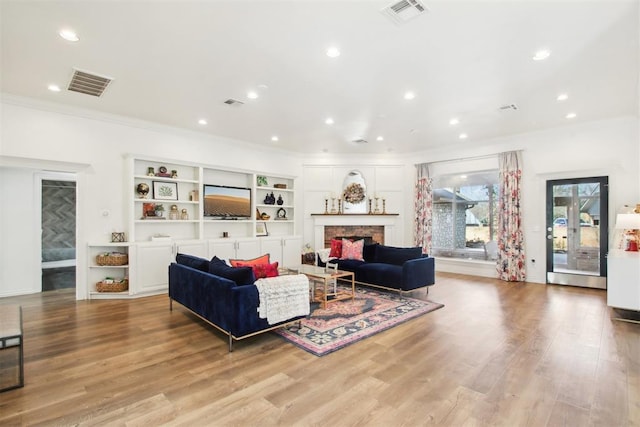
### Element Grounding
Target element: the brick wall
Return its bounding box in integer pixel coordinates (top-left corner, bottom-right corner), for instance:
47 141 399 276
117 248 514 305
324 225 384 248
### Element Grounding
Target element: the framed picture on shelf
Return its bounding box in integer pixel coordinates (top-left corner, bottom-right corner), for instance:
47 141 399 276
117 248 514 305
256 222 268 236
152 181 178 200
142 202 156 218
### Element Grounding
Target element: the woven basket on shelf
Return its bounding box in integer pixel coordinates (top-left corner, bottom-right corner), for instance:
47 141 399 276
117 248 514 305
96 279 128 293
96 252 128 266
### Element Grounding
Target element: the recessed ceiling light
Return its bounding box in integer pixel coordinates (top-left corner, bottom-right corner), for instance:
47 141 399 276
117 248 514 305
404 91 416 100
566 112 577 119
326 47 340 58
533 49 550 61
449 118 459 125
271 136 279 142
557 93 568 101
247 91 258 99
461 175 468 179
325 117 334 125
48 84 61 92
198 119 207 125
459 133 468 139
59 29 79 42
376 136 384 141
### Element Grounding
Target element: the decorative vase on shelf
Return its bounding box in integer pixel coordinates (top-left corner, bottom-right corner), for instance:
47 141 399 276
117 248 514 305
136 183 150 199
169 204 179 220
277 195 284 205
264 192 276 205
154 204 165 217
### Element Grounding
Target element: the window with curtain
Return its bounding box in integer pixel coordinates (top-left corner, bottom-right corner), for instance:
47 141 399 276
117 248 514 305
431 170 499 260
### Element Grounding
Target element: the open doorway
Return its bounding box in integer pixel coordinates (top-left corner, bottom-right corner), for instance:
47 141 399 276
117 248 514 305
40 174 77 291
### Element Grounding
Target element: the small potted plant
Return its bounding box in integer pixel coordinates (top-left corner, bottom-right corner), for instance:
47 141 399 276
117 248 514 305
154 204 165 217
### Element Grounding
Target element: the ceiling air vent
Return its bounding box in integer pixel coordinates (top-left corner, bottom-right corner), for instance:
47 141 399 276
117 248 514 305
67 69 113 97
381 0 428 25
499 103 519 111
352 138 368 144
223 98 244 106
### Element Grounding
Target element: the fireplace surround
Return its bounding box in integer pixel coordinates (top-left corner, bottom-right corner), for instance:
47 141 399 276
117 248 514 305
311 214 399 251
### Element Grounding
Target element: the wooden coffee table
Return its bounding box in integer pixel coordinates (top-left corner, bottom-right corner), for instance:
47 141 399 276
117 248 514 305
296 264 355 309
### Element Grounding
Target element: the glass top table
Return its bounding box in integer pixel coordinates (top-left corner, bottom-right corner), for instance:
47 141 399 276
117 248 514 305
294 264 355 309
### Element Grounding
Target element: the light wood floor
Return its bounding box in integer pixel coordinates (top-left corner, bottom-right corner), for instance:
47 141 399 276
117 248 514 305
1 272 639 426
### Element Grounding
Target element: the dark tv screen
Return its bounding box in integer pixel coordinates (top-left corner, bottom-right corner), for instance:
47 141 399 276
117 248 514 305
203 184 252 219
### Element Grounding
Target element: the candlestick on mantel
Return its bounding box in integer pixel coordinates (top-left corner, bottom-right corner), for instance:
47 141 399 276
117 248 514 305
324 198 329 214
382 199 386 214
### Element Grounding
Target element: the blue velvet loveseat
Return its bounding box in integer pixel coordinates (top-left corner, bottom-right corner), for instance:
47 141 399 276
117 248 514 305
168 254 308 351
318 243 435 292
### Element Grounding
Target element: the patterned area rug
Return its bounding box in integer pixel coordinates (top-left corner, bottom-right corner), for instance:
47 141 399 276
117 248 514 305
275 286 444 356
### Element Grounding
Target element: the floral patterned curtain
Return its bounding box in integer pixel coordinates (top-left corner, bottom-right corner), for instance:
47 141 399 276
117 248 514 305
496 151 526 281
414 163 433 255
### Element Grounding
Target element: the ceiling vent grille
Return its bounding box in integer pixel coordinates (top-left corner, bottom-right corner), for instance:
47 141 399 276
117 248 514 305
381 0 428 25
352 138 368 144
223 98 244 106
67 69 113 97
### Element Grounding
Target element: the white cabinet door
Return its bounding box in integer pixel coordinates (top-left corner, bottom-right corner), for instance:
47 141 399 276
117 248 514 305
260 237 284 265
175 239 208 258
236 238 261 260
209 239 237 260
607 249 640 310
282 236 302 268
134 242 174 294
259 235 301 268
208 238 260 261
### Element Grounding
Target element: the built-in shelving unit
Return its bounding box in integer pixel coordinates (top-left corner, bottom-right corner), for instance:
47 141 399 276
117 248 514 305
87 243 130 300
86 155 300 299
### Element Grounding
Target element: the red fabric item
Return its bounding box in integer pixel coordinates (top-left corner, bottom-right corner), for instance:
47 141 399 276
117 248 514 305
329 239 343 258
251 262 279 279
340 239 364 261
229 253 270 267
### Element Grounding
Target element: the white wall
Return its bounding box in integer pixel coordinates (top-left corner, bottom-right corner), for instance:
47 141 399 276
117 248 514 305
404 116 640 283
0 98 302 297
301 163 405 249
0 167 41 296
1 96 638 296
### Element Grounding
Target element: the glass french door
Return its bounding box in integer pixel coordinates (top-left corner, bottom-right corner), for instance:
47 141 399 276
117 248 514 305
546 176 608 289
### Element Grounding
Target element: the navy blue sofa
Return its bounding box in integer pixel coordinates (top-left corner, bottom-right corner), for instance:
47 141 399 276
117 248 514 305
318 243 435 292
168 254 306 351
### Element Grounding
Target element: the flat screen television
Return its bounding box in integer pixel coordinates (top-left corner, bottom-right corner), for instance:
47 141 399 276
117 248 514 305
203 184 252 219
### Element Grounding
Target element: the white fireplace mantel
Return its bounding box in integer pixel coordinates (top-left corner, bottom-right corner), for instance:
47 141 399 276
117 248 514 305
311 214 399 249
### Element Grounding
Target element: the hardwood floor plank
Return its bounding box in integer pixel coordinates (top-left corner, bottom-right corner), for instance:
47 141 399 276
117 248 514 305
1 273 639 426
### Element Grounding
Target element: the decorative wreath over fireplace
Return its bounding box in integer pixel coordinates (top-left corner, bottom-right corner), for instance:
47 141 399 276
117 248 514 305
343 182 366 204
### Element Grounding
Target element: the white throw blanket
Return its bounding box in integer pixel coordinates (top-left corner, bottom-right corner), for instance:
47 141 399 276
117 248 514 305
254 274 310 324
317 248 336 264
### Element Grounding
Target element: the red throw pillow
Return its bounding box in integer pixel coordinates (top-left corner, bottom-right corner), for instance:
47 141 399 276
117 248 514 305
251 262 279 279
229 253 270 267
329 239 343 258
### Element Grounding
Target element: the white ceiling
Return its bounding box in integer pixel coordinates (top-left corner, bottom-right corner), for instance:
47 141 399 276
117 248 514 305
1 0 638 155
